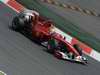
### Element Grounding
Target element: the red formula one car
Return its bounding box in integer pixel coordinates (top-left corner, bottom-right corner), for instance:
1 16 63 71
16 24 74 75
11 10 87 64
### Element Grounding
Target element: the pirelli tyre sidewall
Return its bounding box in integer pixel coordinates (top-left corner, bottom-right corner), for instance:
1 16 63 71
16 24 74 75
12 16 25 31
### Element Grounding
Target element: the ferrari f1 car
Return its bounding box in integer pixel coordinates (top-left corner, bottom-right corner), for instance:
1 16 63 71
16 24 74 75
11 9 88 64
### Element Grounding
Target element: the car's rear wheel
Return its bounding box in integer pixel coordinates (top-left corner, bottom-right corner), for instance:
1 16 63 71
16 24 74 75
12 16 24 31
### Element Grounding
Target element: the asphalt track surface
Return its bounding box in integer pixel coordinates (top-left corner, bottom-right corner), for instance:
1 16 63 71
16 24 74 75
0 2 100 75
40 0 100 40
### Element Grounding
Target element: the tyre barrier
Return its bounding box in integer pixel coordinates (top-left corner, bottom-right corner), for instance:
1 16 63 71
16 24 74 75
41 0 99 16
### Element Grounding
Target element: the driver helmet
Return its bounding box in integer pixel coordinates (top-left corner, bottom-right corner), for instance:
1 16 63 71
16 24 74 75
49 24 55 34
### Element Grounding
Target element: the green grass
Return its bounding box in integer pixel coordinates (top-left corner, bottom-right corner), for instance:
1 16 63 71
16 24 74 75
16 0 100 52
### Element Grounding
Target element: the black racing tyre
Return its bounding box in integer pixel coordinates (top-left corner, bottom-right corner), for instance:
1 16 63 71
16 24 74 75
12 16 24 31
73 44 82 56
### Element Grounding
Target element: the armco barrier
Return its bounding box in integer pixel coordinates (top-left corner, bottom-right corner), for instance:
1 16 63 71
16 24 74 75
1 0 100 62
